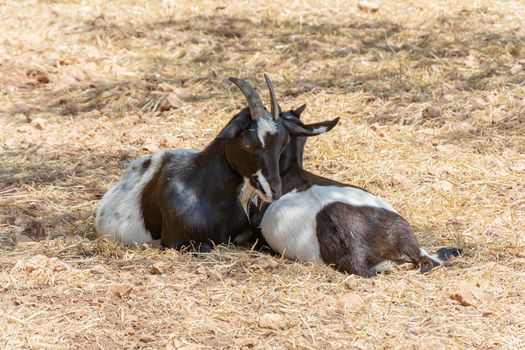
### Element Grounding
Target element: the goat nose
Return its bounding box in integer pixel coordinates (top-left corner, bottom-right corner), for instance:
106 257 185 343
271 187 281 201
269 178 282 201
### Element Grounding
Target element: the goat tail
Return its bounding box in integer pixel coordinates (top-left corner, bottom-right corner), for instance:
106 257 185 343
419 247 463 273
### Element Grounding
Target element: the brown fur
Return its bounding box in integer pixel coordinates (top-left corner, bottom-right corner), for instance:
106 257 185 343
315 202 434 277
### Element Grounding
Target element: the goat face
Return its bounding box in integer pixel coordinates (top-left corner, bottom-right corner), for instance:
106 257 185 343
218 74 293 202
278 104 340 170
223 116 288 202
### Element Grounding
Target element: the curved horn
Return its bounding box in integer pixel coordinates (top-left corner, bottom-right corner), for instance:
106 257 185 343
229 77 266 120
263 73 279 120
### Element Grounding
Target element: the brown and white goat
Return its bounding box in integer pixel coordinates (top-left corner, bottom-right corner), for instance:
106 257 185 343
248 85 461 276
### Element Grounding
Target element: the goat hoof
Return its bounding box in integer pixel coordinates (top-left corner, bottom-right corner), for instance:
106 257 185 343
436 247 463 261
198 243 212 253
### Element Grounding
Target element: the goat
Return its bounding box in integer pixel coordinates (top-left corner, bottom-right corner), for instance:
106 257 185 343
248 85 461 276
95 75 293 250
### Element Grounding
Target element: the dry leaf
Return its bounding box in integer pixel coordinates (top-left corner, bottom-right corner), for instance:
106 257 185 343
250 256 279 270
357 1 380 13
5 137 18 148
143 143 159 153
422 106 442 119
433 180 454 192
107 283 133 298
258 313 286 329
151 262 165 275
448 281 485 307
510 161 525 172
92 14 106 28
390 174 411 187
157 82 175 92
436 143 460 152
158 93 183 111
464 55 480 68
338 293 365 312
31 117 46 130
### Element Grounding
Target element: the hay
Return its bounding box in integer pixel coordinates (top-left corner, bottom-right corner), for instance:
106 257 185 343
1 0 524 348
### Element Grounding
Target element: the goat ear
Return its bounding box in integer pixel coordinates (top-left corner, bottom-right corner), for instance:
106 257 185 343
283 117 340 137
216 112 251 139
292 104 307 118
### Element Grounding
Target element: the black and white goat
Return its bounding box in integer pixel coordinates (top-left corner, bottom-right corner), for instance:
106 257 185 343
96 75 293 250
249 90 461 276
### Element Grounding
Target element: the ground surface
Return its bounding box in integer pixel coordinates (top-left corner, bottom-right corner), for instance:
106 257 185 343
1 0 525 349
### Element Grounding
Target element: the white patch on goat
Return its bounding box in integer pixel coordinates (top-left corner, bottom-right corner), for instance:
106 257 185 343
239 178 256 218
312 126 328 134
420 248 444 265
95 149 198 246
256 115 277 147
371 260 396 274
255 169 273 202
260 185 397 265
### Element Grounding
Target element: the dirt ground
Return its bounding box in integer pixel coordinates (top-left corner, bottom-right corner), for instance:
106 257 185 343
1 0 525 349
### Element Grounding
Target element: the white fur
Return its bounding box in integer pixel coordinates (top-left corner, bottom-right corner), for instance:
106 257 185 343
239 179 256 218
420 248 444 265
371 260 396 273
260 185 397 264
95 149 197 246
312 126 328 133
256 115 277 147
255 169 272 202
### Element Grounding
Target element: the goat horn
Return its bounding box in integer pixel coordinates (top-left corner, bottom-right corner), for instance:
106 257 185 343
229 77 266 120
263 73 279 120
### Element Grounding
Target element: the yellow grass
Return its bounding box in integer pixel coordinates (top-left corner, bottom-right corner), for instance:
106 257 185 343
1 0 524 348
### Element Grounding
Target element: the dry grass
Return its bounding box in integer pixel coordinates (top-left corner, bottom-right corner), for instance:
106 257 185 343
1 0 525 348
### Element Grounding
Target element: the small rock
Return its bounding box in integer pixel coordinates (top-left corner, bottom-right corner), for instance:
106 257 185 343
422 106 442 119
151 262 165 275
510 63 522 75
357 1 380 13
448 281 485 307
455 80 470 91
16 234 35 243
107 283 133 298
471 97 485 110
13 103 31 115
158 93 183 111
139 335 155 343
12 254 70 273
258 313 286 330
31 117 46 130
26 68 50 84
338 293 365 312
